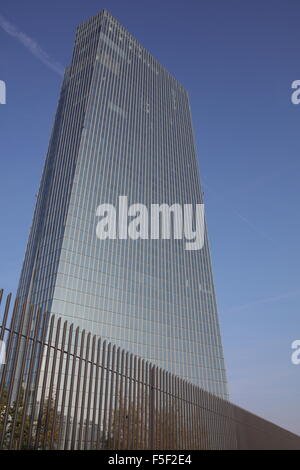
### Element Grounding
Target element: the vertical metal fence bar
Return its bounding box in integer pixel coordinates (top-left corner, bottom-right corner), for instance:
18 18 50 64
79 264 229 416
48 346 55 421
101 342 111 448
26 311 48 448
171 373 175 449
188 383 193 449
217 397 221 450
212 393 217 449
193 385 199 449
179 375 184 449
214 396 218 450
172 373 176 450
130 354 135 450
135 355 139 449
206 389 211 450
95 341 107 449
202 389 207 450
224 399 229 449
165 372 169 450
162 369 166 450
124 353 132 449
64 326 80 450
149 364 155 449
0 297 20 402
176 373 180 450
189 384 194 449
214 394 218 450
17 307 43 450
90 337 101 449
34 314 55 449
107 344 116 449
183 379 187 449
187 380 191 449
8 304 35 449
155 365 159 449
155 366 160 449
187 381 192 450
184 380 190 449
213 393 218 449
221 397 226 449
210 392 214 449
112 346 121 450
192 383 196 449
188 382 193 449
57 323 73 448
0 299 27 449
199 387 204 449
84 334 96 450
170 373 175 449
169 372 172 449
122 351 129 449
223 400 228 449
200 387 206 449
158 368 162 449
165 371 169 450
78 332 91 450
136 356 141 449
50 319 68 449
208 391 212 450
222 400 227 449
42 317 61 449
0 292 12 407
116 349 125 449
177 374 181 450
70 329 85 449
199 387 203 449
145 362 150 449
125 353 133 449
140 359 145 449
193 385 198 449
219 397 223 449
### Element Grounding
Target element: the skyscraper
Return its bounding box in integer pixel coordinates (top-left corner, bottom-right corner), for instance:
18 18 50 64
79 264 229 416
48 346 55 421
17 10 228 399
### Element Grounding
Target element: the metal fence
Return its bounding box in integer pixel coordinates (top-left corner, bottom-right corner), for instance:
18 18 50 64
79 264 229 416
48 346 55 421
0 289 299 450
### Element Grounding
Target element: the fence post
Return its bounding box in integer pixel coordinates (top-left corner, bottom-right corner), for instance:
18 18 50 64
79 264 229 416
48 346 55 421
149 365 155 449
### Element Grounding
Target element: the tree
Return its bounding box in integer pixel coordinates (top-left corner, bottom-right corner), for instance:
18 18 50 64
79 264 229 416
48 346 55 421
101 392 208 450
0 388 61 449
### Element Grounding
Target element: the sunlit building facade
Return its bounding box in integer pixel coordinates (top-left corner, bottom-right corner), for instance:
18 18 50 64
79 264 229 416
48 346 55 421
17 10 228 398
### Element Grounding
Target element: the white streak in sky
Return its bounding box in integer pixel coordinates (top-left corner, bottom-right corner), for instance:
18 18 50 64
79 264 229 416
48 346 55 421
0 13 64 76
228 289 300 313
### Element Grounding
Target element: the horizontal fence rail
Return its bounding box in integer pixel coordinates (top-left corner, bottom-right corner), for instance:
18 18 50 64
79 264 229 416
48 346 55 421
0 290 299 450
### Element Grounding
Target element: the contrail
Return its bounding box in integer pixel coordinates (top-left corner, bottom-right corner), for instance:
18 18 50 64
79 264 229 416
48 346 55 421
202 179 277 245
0 13 64 76
227 289 300 313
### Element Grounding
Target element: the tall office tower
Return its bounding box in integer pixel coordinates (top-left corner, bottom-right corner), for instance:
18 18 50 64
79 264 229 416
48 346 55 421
17 10 228 398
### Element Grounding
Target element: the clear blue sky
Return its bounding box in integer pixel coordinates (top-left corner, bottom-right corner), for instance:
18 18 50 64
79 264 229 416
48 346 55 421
0 0 299 434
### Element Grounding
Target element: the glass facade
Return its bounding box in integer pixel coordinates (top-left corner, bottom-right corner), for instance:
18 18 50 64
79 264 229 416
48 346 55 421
17 10 228 399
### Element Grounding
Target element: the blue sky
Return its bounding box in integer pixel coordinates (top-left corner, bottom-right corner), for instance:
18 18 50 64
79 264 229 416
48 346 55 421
0 0 299 434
